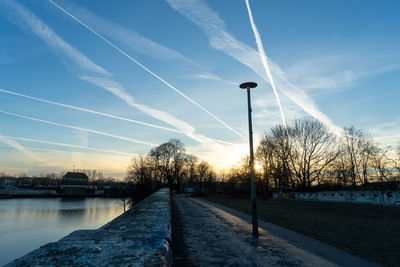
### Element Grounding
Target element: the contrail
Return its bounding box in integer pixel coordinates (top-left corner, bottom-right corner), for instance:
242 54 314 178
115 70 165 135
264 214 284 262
0 134 41 161
0 110 157 147
48 0 247 141
1 0 109 76
50 0 196 64
244 0 286 128
4 1 241 147
0 88 237 146
3 1 237 149
0 144 80 154
1 135 134 156
82 76 240 146
0 88 183 133
166 0 342 134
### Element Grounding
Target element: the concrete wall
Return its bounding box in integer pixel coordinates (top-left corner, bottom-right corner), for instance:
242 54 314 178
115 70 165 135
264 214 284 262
7 188 171 267
278 190 400 205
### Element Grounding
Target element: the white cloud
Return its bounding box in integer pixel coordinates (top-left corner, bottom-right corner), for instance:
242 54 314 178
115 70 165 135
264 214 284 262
47 0 245 140
253 96 305 128
0 110 157 147
1 0 110 76
50 0 196 65
245 0 287 127
165 0 351 134
183 72 236 85
368 118 400 148
0 134 41 161
80 76 197 135
0 87 187 135
285 53 400 97
2 135 135 156
3 0 236 149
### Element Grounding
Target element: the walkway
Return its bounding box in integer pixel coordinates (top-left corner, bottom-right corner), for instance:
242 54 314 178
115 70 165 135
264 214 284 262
171 195 376 267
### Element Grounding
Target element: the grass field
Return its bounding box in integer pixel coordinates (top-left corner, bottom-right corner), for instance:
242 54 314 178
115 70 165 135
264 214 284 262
201 195 400 267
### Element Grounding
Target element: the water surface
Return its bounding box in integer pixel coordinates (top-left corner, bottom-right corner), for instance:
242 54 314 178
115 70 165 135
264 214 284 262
0 198 124 265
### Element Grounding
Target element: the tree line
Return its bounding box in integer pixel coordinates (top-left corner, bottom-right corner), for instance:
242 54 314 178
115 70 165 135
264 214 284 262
253 117 400 193
126 118 400 197
0 169 117 187
3 117 398 197
125 139 217 194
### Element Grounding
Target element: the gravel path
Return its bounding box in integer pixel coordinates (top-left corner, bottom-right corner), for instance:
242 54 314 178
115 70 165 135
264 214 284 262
172 195 338 267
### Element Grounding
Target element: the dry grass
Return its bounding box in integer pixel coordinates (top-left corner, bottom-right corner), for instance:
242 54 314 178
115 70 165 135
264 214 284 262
201 195 400 267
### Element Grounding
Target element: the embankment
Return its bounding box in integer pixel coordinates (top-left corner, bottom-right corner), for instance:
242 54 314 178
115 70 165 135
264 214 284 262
6 188 171 266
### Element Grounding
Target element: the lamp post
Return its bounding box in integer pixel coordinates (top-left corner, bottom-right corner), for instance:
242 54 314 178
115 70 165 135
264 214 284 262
240 82 258 238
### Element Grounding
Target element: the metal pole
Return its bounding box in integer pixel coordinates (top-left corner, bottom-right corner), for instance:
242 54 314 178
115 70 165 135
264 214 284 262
185 169 188 198
247 88 259 237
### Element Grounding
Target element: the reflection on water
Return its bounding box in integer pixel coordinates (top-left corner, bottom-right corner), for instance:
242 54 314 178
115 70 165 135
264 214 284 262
0 198 124 265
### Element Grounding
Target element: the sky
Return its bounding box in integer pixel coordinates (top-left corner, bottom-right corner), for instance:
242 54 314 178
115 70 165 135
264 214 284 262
0 0 399 178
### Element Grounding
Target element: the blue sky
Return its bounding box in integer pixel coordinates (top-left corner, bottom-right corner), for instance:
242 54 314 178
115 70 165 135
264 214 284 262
0 0 399 178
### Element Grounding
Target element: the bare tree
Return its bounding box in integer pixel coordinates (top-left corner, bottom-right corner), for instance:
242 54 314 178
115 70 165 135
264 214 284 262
83 169 97 183
384 148 400 179
256 130 290 191
184 154 198 187
287 118 338 190
45 173 58 179
120 198 132 212
170 139 186 192
370 146 392 184
395 149 400 175
330 148 352 188
225 166 242 195
148 139 186 190
197 161 213 194
75 169 103 183
126 155 152 186
205 165 216 194
341 127 375 186
257 127 292 192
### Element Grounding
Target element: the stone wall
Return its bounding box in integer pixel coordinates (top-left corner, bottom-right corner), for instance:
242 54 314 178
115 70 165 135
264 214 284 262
7 188 171 267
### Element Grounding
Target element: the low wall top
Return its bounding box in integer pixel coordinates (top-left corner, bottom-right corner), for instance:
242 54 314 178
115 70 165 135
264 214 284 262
276 190 400 205
7 188 171 267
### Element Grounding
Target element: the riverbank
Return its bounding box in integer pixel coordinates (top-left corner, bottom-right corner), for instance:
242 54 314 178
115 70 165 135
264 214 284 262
6 188 171 266
0 188 137 198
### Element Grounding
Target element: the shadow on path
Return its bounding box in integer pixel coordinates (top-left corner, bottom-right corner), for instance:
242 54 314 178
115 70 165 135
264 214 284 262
172 194 193 266
171 194 377 267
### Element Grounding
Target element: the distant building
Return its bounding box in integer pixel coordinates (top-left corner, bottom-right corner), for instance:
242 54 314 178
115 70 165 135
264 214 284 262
60 172 89 195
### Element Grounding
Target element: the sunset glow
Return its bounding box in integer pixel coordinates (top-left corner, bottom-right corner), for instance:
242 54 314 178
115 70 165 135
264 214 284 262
1 0 399 178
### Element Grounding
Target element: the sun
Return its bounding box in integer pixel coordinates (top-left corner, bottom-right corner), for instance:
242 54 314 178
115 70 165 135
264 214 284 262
255 163 263 171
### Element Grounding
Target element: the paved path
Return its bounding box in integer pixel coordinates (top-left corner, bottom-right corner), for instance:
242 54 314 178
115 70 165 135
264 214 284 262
172 195 377 267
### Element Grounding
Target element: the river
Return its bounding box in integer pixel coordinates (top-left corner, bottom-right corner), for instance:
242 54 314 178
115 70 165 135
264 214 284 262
0 197 124 265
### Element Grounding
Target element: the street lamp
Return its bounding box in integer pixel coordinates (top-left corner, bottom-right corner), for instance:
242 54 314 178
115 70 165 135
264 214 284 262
240 82 259 238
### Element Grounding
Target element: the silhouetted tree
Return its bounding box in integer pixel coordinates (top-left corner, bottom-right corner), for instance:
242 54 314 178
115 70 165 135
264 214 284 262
197 161 212 194
257 126 292 192
338 127 376 186
183 154 198 187
126 155 153 189
288 118 338 190
148 139 185 190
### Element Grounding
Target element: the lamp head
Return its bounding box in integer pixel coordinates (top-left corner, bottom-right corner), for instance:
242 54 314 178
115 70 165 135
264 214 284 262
239 82 257 89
